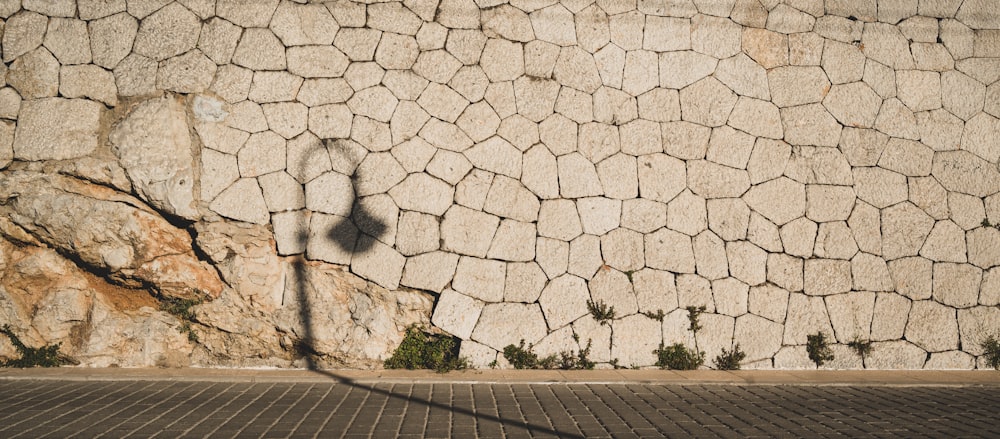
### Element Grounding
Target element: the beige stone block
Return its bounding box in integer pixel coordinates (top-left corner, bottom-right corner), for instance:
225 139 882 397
712 54 768 103
814 222 860 260
783 293 834 345
401 252 460 293
568 234 603 280
659 50 717 90
905 300 959 352
826 291 875 343
2 11 47 62
601 228 644 272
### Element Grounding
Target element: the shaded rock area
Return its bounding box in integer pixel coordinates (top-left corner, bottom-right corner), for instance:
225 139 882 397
1 0 999 370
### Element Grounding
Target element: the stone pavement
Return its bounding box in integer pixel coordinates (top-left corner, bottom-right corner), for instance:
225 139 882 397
1 369 998 438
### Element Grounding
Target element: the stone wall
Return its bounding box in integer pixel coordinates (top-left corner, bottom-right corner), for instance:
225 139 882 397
0 0 998 369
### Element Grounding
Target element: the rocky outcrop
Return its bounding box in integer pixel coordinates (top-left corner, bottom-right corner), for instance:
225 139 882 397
0 171 222 300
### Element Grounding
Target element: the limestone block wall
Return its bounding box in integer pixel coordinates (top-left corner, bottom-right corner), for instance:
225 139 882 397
0 0 999 369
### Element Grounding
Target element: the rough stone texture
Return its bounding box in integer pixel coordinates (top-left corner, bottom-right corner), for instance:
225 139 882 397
932 263 982 308
783 293 835 345
881 202 935 261
472 303 548 351
1 3 994 370
0 172 224 301
611 315 661 367
905 300 959 352
132 3 201 61
3 11 48 62
538 274 590 330
13 98 103 161
7 47 60 99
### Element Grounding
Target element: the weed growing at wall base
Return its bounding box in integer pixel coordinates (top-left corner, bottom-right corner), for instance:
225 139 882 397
654 342 705 370
807 332 835 367
847 337 873 362
1 325 72 368
713 344 746 370
502 338 596 370
982 334 1000 370
384 325 468 373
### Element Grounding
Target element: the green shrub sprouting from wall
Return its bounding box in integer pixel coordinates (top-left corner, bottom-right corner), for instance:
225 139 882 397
654 342 705 370
807 332 835 367
502 337 595 370
713 344 746 370
982 334 1000 370
1 325 71 368
384 325 468 373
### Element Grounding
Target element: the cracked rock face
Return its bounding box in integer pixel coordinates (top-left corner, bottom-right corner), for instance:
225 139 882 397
2 0 999 370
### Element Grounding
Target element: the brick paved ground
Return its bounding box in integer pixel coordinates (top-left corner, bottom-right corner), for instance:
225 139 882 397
1 377 998 438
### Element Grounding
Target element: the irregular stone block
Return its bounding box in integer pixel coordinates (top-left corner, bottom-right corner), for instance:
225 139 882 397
441 205 501 258
957 306 1000 356
865 341 927 369
743 177 805 226
677 274 715 312
783 293 835 345
804 259 852 296
132 3 200 61
14 98 102 161
645 228 695 274
888 256 933 300
505 262 547 303
713 278 749 317
882 202 935 261
7 47 59 99
590 268 638 316
633 268 679 314
734 314 784 363
611 315 661 367
432 289 484 340
706 198 750 241
2 11 48 62
472 303 548 351
932 263 982 308
680 77 737 127
401 251 459 293
43 18 92 65
869 292 910 341
905 300 958 352
539 274 591 330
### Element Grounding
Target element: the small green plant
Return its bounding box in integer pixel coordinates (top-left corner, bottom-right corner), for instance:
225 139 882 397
641 309 666 322
624 270 634 282
981 334 1000 370
501 338 595 370
503 340 541 369
806 332 835 367
488 359 498 369
654 342 705 370
609 358 625 369
713 344 747 370
1 325 71 368
686 305 706 333
384 325 469 373
587 300 616 326
847 337 873 361
160 297 201 342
